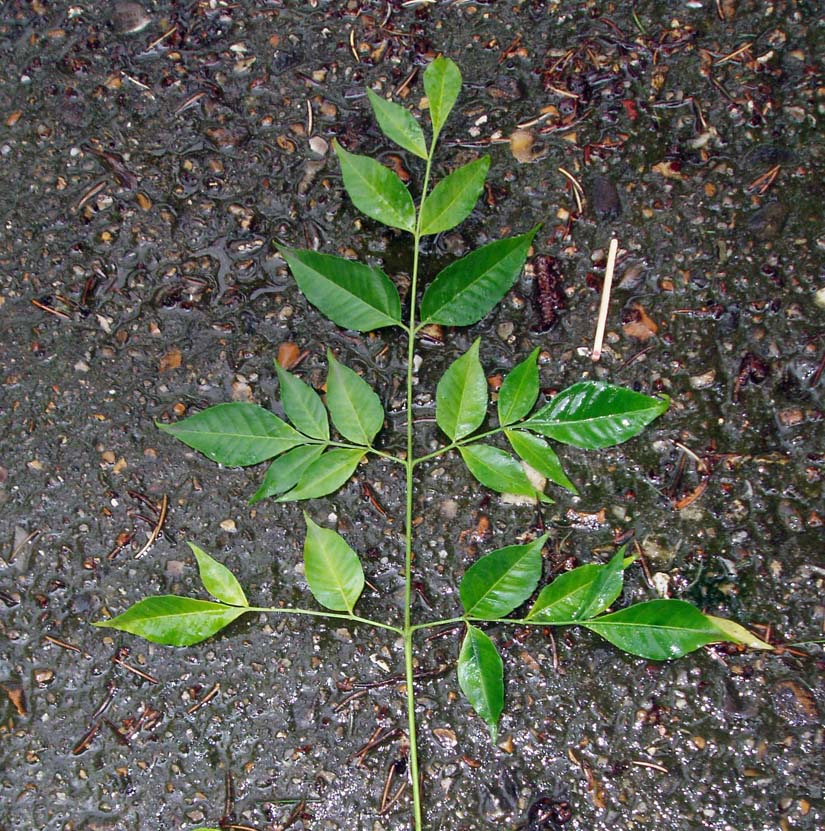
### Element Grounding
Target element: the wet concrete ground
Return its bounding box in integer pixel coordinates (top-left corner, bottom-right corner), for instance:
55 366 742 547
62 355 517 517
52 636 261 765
1 1 823 829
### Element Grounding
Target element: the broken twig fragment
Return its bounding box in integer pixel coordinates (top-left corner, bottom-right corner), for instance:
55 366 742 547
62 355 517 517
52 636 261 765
592 238 619 361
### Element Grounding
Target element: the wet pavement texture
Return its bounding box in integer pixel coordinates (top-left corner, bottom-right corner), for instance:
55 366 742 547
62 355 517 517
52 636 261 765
1 1 824 829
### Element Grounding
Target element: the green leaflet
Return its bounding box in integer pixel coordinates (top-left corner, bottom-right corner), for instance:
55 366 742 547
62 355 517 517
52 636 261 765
459 444 546 501
583 599 725 661
303 514 365 613
705 616 773 651
158 403 304 467
250 444 326 503
325 350 384 446
497 347 540 427
420 157 490 236
523 381 669 449
276 362 329 441
574 549 627 620
457 625 504 742
94 596 250 647
435 338 487 441
424 55 462 136
278 247 402 332
333 140 416 233
420 227 538 326
366 89 428 159
527 554 633 623
277 448 365 502
505 430 578 494
460 536 547 619
189 543 248 607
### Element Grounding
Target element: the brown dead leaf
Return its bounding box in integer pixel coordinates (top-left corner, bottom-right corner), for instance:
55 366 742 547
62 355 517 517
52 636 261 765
2 684 26 716
622 303 658 341
276 341 306 370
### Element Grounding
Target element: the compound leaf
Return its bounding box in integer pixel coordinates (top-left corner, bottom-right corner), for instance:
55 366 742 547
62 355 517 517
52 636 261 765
333 140 416 233
505 430 577 494
420 157 490 236
279 247 402 332
251 444 326 503
94 596 249 647
326 350 384 446
583 599 724 661
497 347 540 427
460 535 547 619
523 381 669 449
189 543 248 607
278 448 364 501
424 55 462 136
457 625 504 742
303 514 364 613
459 444 544 501
276 363 329 440
158 403 303 467
435 339 487 441
420 227 538 326
366 89 427 159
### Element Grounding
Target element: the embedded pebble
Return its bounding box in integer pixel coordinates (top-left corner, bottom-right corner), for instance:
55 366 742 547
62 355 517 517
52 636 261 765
589 174 621 219
111 2 151 34
771 680 820 724
219 519 237 532
748 202 788 240
689 369 716 389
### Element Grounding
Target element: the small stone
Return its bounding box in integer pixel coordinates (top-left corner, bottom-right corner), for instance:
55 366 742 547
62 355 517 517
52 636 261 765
589 174 621 218
777 408 804 427
219 519 237 533
111 2 151 34
771 680 820 724
159 348 181 373
34 669 55 687
689 369 716 389
308 135 329 156
814 286 825 310
748 202 788 240
432 727 458 749
509 129 536 163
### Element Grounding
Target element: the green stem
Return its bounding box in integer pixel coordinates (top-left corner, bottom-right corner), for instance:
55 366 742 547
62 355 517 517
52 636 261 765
412 425 508 467
402 138 438 831
254 606 402 635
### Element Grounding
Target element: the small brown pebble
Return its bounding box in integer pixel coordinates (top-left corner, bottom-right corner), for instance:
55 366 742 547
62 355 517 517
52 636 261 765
159 348 182 372
509 129 537 164
34 669 55 687
777 408 804 427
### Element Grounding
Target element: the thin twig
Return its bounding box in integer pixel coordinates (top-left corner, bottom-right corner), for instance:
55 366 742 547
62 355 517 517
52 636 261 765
135 494 168 559
592 238 619 361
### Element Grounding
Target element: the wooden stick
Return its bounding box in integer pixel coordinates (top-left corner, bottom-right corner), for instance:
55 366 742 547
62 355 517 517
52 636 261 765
592 238 619 362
